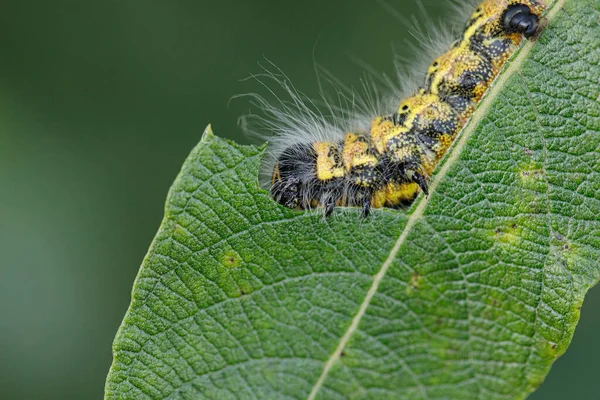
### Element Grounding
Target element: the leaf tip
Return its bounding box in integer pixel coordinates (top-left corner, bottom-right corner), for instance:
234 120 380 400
201 124 215 144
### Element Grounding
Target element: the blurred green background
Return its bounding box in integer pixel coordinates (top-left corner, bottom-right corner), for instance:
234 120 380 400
0 1 598 399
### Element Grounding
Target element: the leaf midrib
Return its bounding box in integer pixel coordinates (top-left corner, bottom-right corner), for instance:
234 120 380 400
306 1 566 398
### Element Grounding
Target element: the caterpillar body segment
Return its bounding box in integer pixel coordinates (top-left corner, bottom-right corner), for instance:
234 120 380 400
268 0 547 217
426 46 498 117
379 93 462 166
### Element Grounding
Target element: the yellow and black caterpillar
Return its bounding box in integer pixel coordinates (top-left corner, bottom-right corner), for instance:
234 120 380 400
269 0 547 217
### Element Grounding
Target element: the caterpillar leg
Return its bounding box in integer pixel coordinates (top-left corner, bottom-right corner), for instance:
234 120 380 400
323 195 337 218
361 198 371 218
347 187 373 218
412 172 429 196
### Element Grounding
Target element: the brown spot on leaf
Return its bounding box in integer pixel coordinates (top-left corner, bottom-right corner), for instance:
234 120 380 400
222 250 241 268
411 273 421 289
520 169 544 179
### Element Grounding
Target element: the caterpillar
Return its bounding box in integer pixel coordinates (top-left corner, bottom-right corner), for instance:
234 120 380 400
263 0 547 217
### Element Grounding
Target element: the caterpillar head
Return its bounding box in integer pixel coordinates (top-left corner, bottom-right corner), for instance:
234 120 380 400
502 3 541 38
270 143 317 209
270 168 301 209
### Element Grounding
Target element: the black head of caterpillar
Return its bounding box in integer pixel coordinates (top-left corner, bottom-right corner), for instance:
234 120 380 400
502 3 542 39
270 143 320 210
266 0 547 217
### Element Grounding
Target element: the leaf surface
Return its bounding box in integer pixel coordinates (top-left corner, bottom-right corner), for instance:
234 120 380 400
106 1 600 398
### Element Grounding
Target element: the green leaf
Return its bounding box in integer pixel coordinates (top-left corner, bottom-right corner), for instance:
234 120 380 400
105 0 600 398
